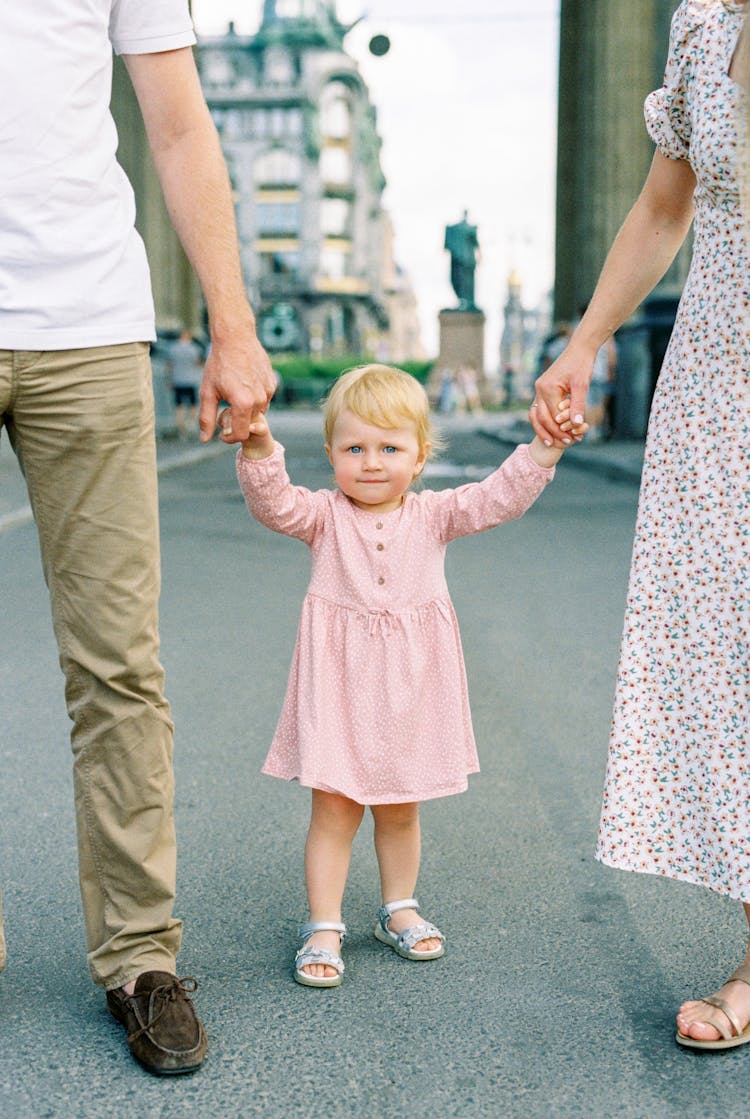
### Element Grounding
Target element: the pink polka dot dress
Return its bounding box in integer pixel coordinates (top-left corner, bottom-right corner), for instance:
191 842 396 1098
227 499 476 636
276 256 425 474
238 442 554 805
596 0 750 900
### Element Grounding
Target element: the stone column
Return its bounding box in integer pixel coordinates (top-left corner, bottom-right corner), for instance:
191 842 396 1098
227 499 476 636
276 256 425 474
554 0 680 322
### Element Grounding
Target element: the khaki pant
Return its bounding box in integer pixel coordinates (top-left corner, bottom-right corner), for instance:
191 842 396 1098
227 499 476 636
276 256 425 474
0 344 182 989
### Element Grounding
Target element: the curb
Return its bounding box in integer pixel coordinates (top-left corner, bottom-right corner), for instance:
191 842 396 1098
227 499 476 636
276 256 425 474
478 427 643 486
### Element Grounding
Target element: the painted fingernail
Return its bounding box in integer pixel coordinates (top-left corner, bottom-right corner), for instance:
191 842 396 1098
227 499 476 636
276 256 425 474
544 439 552 447
574 414 584 424
563 438 572 445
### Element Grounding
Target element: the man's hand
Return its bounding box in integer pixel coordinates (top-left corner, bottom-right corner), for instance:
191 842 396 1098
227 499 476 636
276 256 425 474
199 329 276 443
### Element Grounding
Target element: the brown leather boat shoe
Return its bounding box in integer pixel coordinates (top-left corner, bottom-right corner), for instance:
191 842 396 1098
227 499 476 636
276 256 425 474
107 971 207 1075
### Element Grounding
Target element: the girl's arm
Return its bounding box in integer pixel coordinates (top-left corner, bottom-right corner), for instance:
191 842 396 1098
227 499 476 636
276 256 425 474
532 150 696 445
426 444 556 544
234 415 327 544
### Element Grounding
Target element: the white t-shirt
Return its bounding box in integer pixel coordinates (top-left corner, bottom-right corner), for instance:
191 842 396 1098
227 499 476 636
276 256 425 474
0 1 196 350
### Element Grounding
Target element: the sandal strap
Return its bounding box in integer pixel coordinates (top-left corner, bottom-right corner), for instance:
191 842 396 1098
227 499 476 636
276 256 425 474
298 920 346 943
702 995 742 1040
378 898 419 924
294 945 345 975
728 962 750 989
395 922 445 952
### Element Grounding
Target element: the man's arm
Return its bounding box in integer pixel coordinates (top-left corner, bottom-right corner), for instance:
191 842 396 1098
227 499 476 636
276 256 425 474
124 47 276 443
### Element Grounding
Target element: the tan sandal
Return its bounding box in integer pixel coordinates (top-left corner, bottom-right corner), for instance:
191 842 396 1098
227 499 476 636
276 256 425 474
676 963 750 1050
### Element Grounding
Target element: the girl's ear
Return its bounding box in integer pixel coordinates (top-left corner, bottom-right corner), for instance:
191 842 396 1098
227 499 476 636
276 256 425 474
324 443 333 465
413 441 431 477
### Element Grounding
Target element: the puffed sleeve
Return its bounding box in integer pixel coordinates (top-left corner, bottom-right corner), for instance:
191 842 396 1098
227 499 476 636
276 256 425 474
421 443 555 545
644 0 708 161
236 443 328 546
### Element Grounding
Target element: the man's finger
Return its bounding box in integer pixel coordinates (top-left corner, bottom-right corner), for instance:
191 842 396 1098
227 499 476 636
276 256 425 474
198 397 218 443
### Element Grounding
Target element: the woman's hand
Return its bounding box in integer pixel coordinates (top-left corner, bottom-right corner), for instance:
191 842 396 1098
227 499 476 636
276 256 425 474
530 344 595 446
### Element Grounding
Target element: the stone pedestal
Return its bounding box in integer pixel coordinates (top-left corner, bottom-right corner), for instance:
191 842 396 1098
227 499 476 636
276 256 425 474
433 309 485 378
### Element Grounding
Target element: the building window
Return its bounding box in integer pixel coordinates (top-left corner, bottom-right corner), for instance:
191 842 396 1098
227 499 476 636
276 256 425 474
277 0 318 16
256 201 301 236
259 250 301 278
320 81 351 140
264 47 294 85
320 198 350 237
255 148 301 186
320 246 350 280
320 145 351 186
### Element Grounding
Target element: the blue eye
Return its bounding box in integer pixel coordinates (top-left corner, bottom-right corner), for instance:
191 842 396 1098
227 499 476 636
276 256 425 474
349 446 362 454
383 446 397 454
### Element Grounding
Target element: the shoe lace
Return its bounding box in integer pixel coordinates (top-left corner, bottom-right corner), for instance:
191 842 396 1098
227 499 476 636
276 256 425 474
125 976 199 1044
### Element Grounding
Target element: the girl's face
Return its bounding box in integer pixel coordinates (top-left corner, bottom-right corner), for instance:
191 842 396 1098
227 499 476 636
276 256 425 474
325 409 429 513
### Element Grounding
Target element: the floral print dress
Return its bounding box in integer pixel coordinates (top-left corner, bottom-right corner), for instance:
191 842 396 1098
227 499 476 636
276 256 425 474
596 0 750 900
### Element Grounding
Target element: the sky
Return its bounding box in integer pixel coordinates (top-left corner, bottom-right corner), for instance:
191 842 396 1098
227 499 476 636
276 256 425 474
191 0 560 366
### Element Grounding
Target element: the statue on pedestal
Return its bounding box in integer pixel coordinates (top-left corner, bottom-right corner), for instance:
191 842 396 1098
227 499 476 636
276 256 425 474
444 211 479 311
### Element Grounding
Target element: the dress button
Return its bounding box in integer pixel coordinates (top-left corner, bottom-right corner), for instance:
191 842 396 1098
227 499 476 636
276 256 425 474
377 576 385 585
376 543 384 551
376 522 383 530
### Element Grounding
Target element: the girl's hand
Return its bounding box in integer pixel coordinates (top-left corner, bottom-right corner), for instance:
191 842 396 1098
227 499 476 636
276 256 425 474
220 408 275 459
531 344 595 446
528 402 588 468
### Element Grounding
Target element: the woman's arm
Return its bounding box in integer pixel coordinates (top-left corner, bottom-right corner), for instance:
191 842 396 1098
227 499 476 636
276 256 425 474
532 150 696 445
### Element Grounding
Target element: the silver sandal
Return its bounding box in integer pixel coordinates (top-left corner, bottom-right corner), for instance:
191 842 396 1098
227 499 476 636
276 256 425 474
374 898 445 960
294 920 346 988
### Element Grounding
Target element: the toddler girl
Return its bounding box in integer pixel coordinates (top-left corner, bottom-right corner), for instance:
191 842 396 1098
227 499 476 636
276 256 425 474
233 365 574 986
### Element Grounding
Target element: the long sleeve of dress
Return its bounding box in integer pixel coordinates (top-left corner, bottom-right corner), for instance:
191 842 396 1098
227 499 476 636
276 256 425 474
423 443 555 544
236 442 327 546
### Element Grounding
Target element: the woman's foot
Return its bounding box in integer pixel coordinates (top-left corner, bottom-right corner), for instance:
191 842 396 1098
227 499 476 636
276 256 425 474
677 961 750 1043
384 907 442 953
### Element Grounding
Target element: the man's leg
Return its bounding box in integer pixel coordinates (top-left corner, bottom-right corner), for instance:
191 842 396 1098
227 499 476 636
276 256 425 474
0 351 10 975
8 345 205 1072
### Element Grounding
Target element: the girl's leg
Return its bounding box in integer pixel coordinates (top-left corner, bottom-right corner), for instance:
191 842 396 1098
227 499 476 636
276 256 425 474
676 903 750 1040
371 802 441 953
301 789 365 979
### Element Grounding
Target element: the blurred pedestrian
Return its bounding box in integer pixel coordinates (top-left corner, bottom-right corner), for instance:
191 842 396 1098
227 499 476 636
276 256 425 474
0 0 275 1076
532 0 750 1049
232 365 576 987
169 330 203 437
457 365 484 414
538 321 572 373
437 366 457 414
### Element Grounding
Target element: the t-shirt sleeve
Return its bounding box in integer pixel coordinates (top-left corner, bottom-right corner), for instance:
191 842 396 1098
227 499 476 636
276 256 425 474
236 443 328 546
422 443 555 544
644 0 707 161
109 0 196 55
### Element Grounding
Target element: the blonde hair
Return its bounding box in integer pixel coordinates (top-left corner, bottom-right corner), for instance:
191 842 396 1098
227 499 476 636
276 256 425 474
323 364 442 457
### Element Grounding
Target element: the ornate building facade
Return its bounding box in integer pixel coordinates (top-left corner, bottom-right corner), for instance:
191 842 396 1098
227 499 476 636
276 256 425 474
199 0 422 360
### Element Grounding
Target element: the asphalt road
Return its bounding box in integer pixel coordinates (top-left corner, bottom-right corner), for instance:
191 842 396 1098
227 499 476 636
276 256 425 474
0 414 745 1118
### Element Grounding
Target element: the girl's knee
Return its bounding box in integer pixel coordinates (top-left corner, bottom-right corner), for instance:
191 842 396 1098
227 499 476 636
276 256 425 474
310 790 364 834
371 801 419 831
